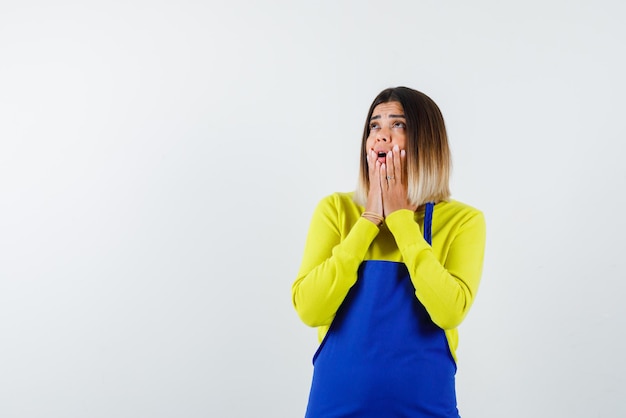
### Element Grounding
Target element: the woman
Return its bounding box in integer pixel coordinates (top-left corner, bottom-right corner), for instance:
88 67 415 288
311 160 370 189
291 86 486 417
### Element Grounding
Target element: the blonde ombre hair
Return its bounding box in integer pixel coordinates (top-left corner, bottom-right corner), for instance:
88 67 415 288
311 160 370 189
354 87 451 208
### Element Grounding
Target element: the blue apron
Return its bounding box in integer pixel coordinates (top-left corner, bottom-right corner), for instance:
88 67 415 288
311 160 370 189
305 203 459 417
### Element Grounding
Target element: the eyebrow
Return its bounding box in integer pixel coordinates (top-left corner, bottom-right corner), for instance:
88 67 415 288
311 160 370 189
370 114 406 120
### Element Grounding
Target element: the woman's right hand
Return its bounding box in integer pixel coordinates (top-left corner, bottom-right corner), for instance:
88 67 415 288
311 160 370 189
364 149 384 220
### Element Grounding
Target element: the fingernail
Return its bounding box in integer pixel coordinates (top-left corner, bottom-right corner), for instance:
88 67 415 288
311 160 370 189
401 150 406 157
394 145 399 151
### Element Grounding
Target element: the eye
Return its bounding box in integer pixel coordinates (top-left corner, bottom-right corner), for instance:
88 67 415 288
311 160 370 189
369 122 380 130
393 121 406 129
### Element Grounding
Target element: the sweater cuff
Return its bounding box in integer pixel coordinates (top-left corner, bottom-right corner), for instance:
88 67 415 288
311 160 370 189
385 209 430 252
339 216 380 258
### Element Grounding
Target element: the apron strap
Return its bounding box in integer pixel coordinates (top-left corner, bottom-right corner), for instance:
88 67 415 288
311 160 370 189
424 202 434 246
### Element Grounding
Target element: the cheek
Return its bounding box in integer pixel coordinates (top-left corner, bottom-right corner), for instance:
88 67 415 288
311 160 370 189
397 133 408 148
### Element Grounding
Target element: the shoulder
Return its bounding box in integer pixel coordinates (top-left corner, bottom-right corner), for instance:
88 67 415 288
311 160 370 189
438 199 482 216
316 191 361 212
436 199 485 229
312 192 363 226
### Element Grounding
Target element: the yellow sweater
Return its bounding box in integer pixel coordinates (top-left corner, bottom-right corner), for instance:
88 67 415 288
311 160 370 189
292 192 486 362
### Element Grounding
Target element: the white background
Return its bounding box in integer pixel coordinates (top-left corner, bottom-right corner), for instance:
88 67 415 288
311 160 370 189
1 1 625 417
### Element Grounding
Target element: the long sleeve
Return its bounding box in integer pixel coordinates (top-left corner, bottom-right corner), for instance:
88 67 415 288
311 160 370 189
291 193 379 327
385 207 486 330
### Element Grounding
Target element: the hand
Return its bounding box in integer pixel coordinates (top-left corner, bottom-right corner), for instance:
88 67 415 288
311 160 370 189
364 149 384 220
381 145 418 215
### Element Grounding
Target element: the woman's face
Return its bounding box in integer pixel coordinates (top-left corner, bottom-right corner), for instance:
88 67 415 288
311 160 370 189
365 101 407 165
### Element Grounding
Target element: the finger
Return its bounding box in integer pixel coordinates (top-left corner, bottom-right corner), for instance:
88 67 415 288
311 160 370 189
369 156 382 191
400 149 407 183
385 150 395 184
393 145 402 183
368 150 379 183
380 162 388 190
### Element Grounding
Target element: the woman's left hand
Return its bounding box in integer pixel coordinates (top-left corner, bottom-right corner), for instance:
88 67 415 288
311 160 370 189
381 145 418 215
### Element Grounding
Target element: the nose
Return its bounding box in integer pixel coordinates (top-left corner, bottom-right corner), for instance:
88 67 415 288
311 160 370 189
376 126 390 142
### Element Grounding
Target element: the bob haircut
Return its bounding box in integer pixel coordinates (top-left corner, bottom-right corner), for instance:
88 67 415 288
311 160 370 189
354 86 452 208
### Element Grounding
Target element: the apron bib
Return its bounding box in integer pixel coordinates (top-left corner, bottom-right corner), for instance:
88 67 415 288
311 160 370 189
305 203 459 418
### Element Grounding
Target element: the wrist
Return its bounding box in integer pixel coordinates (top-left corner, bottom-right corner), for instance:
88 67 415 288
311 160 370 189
362 211 384 227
